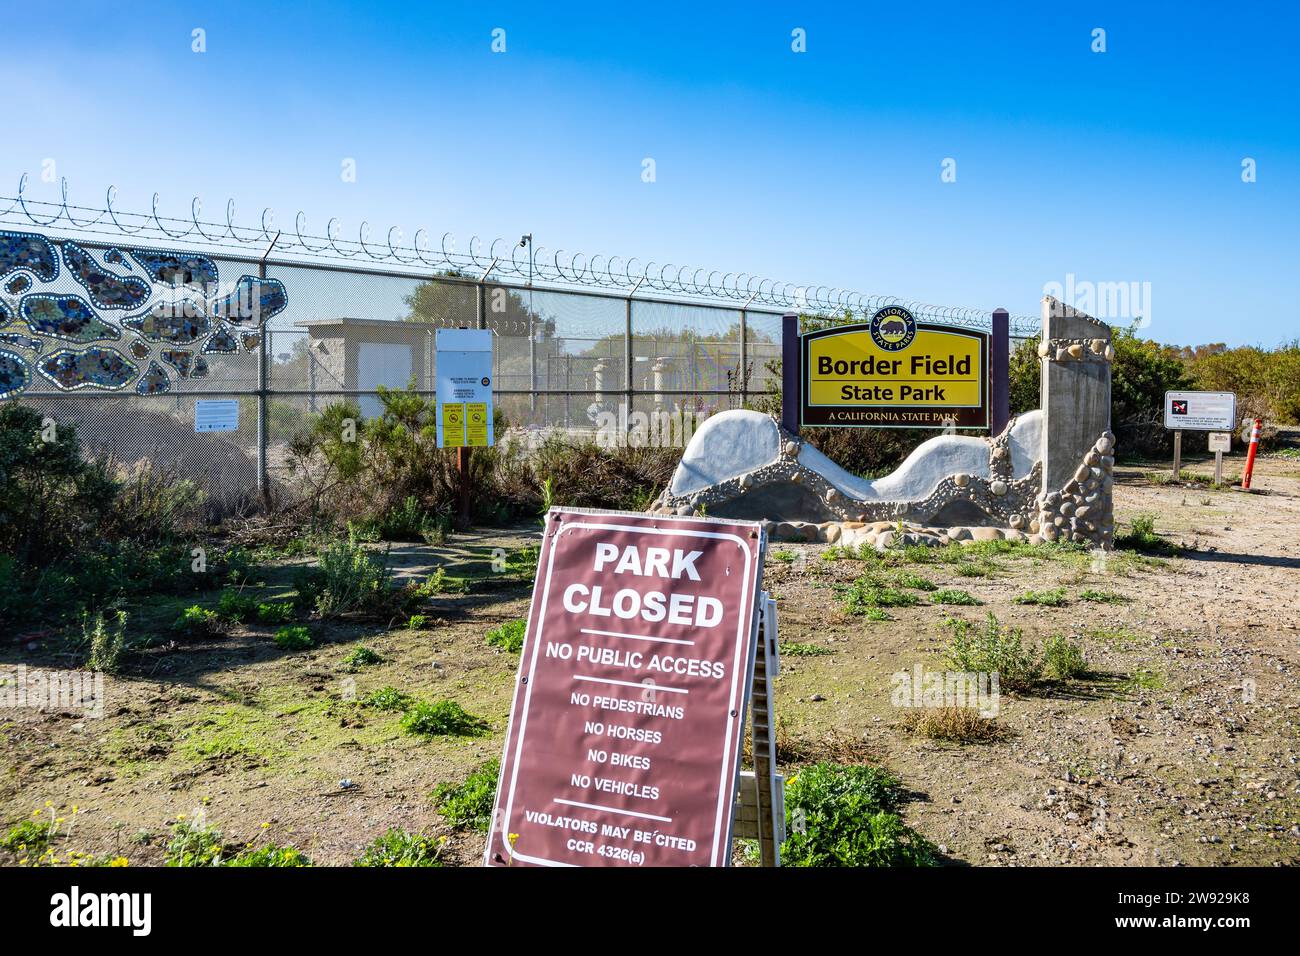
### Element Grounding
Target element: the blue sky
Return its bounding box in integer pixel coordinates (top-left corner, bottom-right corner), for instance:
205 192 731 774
4 0 1297 346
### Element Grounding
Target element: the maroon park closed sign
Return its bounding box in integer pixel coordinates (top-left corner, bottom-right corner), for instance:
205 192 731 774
485 509 765 867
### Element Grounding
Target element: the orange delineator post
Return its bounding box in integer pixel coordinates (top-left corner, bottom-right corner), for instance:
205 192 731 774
1241 418 1262 489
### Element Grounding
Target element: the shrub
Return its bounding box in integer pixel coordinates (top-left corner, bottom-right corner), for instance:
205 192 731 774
164 820 226 866
842 577 920 613
225 845 312 867
85 610 128 673
1014 588 1068 607
363 687 414 711
217 589 259 623
432 759 500 832
407 614 429 629
486 619 527 653
1079 588 1128 604
313 538 393 617
1115 514 1179 554
943 614 1042 691
780 642 833 657
0 405 118 566
255 601 296 624
400 699 490 737
899 707 1003 743
342 644 383 667
930 588 981 606
174 604 222 637
273 625 313 651
353 828 444 867
1041 634 1087 680
771 549 797 564
1 819 52 854
781 762 936 867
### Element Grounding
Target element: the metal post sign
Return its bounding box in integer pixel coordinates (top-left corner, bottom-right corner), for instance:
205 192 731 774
486 509 765 867
800 306 989 429
435 328 494 448
1164 390 1236 431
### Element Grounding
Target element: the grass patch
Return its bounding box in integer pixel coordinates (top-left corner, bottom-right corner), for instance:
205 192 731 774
930 588 982 606
1086 625 1148 648
1041 634 1088 680
174 604 222 637
780 642 833 657
486 619 527 653
781 762 936 867
353 828 445 867
432 758 500 832
1014 587 1069 607
400 699 490 737
1114 514 1180 555
898 707 1003 743
362 686 413 711
1122 666 1166 693
771 549 797 564
842 576 920 613
273 625 313 651
341 644 383 668
943 614 1042 692
1078 588 1129 604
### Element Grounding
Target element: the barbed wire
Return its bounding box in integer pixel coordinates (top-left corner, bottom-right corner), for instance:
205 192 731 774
1 175 1039 334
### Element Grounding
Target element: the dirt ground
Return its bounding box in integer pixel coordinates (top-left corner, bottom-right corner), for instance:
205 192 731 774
2 452 1298 867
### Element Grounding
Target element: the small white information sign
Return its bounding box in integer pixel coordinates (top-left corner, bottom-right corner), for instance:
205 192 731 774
195 400 240 433
435 329 494 449
1208 431 1231 453
1164 391 1236 431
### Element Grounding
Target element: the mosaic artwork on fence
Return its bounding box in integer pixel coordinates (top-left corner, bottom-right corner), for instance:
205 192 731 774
0 229 287 397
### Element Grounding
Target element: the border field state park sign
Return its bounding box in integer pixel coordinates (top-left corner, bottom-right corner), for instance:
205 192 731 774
801 306 989 429
486 509 765 867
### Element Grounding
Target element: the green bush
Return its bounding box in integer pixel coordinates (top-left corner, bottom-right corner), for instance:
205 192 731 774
217 589 259 623
931 588 982 606
255 601 296 624
486 619 527 653
842 577 920 613
174 604 222 637
943 614 1042 691
164 820 226 866
353 828 444 867
781 762 936 867
85 610 128 673
225 845 312 867
1042 634 1087 680
400 699 489 737
1014 587 1068 607
0 405 117 566
273 625 313 651
312 538 393 617
363 686 414 711
342 644 383 667
1115 514 1179 554
432 758 500 832
1 819 53 854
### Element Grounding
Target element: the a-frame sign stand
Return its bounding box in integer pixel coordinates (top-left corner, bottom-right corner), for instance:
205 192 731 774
731 593 784 866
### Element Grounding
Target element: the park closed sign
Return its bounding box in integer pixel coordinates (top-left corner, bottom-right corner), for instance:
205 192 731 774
801 306 989 429
486 509 765 867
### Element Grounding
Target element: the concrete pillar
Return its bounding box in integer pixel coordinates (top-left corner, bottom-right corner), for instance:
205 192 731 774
1036 296 1116 548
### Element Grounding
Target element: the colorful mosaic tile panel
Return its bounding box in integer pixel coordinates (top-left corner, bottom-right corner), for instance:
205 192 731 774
62 241 151 310
202 324 240 354
0 349 31 399
128 248 219 288
0 230 59 282
21 294 121 342
135 360 170 395
122 300 211 344
212 276 287 326
37 347 137 391
5 274 32 296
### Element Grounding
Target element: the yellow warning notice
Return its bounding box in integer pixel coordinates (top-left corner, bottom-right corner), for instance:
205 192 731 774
466 403 489 447
442 403 466 447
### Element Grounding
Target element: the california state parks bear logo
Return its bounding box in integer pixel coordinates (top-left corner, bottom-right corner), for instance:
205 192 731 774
869 305 916 352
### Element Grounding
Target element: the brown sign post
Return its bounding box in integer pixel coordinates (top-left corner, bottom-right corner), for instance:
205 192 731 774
486 508 766 867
